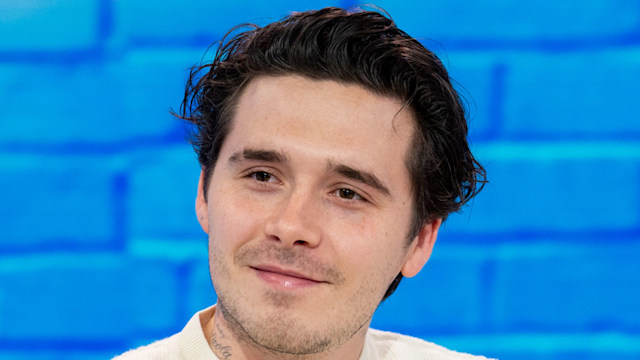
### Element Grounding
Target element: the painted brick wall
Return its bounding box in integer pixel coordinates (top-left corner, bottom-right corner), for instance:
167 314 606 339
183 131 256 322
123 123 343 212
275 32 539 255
1 1 638 359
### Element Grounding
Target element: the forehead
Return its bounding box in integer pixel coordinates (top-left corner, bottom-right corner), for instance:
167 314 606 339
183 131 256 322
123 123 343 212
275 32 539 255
224 75 416 190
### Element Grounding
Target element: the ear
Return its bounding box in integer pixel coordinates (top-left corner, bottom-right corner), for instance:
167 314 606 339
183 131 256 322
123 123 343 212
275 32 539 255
401 218 442 278
195 169 209 234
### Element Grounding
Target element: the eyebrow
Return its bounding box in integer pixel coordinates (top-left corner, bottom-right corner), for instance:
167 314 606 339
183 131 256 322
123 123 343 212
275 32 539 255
228 148 288 164
227 149 391 197
329 163 391 197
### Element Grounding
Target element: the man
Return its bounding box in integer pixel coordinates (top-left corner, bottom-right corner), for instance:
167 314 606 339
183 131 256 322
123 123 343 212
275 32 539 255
115 7 489 360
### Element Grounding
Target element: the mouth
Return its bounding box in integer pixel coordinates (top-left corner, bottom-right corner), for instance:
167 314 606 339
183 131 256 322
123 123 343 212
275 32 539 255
250 265 327 289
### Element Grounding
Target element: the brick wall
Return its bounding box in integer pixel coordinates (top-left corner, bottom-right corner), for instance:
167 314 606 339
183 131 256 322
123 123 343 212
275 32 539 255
1 1 639 359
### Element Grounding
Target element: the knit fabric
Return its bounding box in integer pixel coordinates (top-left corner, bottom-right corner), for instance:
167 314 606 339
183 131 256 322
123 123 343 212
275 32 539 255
113 307 494 360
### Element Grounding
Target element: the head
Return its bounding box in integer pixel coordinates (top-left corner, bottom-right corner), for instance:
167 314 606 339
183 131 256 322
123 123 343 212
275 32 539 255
182 7 485 355
180 6 485 301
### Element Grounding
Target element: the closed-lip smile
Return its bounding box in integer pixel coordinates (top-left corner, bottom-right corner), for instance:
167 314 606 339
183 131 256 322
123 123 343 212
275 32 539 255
250 265 328 288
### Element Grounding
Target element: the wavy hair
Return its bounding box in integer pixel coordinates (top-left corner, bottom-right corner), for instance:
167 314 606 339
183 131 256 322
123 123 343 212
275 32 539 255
176 7 486 300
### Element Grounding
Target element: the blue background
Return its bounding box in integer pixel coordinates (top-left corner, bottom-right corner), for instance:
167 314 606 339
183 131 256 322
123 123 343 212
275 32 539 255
1 1 639 359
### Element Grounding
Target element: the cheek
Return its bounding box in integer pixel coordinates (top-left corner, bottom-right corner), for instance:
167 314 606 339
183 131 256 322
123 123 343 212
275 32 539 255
330 214 408 273
210 181 271 227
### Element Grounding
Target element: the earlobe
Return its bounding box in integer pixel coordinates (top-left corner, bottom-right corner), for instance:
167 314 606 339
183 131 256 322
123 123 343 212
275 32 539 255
401 218 442 278
195 169 209 233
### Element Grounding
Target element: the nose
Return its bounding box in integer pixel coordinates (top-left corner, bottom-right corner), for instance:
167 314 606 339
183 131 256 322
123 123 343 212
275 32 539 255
264 188 322 248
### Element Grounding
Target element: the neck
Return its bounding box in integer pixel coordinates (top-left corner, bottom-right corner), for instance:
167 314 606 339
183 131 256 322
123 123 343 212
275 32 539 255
201 305 369 360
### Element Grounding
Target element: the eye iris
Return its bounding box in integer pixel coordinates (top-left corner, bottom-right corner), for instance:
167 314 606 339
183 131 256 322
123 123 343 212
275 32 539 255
255 172 270 182
339 188 355 199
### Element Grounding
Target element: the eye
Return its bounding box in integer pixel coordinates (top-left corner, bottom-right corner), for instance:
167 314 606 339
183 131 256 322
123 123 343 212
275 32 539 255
250 171 275 182
336 188 362 201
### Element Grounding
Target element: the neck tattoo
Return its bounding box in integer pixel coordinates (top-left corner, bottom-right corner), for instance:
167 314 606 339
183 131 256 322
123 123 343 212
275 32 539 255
211 321 233 359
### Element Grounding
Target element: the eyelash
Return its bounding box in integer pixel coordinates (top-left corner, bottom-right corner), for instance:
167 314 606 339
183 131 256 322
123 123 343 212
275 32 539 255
332 187 364 202
246 170 367 203
249 170 277 183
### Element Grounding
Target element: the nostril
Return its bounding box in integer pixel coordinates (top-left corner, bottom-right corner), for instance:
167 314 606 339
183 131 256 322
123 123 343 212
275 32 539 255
267 234 281 242
293 239 307 245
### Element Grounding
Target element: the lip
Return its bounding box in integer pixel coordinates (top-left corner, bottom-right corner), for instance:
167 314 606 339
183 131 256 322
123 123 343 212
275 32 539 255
251 265 326 289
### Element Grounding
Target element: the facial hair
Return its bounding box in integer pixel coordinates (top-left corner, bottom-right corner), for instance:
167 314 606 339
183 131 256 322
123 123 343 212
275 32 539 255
209 241 382 356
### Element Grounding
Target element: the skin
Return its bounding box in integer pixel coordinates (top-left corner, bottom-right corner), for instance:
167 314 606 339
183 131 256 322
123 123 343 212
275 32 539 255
196 75 442 360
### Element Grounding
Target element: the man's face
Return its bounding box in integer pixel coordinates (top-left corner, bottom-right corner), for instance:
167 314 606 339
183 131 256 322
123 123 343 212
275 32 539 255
196 75 440 355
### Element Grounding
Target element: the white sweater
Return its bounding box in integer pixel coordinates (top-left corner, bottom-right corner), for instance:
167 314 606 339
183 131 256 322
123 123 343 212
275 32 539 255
113 307 494 360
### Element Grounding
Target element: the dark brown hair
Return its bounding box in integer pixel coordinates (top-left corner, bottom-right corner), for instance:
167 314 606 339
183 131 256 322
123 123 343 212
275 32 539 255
177 7 486 300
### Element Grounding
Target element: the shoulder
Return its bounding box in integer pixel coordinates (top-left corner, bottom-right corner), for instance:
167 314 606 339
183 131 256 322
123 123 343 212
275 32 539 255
365 329 495 360
111 306 218 360
112 334 180 360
